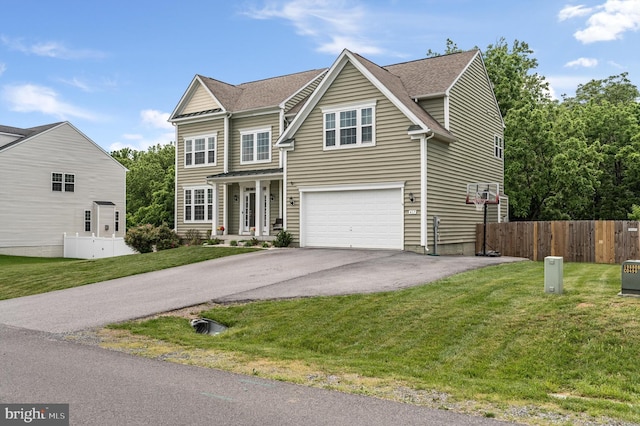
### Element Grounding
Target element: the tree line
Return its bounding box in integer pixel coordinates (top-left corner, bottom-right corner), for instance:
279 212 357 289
432 38 640 221
113 38 640 228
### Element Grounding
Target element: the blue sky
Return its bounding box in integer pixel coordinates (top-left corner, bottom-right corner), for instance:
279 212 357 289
1 0 639 152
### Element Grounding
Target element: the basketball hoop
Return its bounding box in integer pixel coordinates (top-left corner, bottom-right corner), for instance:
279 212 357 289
472 192 487 211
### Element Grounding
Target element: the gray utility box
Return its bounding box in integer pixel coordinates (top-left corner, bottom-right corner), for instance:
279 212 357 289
544 256 563 294
621 260 640 295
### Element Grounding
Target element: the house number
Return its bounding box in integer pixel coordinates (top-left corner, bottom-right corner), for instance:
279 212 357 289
408 210 417 215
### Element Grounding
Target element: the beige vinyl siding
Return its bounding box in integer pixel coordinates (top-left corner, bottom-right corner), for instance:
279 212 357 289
0 123 126 256
175 119 225 236
182 84 220 115
229 113 281 171
419 98 445 125
426 54 504 249
286 62 421 246
284 75 324 112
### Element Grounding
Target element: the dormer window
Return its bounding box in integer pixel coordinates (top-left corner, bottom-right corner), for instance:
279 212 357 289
322 100 376 150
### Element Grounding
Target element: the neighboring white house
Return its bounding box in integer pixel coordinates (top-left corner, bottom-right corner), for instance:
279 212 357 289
0 122 128 257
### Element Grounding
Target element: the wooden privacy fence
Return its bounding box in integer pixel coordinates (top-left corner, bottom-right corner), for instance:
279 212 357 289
476 221 640 264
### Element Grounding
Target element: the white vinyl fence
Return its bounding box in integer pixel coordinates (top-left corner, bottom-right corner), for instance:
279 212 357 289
63 233 136 259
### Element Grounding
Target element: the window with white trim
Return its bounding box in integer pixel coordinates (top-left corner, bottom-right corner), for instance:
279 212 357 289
184 187 214 222
184 134 216 167
494 135 503 160
322 101 376 149
240 128 271 164
52 172 75 192
84 210 91 232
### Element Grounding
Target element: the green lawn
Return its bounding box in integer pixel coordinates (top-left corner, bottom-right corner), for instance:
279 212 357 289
0 246 259 300
111 261 640 424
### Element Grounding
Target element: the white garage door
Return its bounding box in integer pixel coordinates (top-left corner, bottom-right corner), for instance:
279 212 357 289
301 188 403 249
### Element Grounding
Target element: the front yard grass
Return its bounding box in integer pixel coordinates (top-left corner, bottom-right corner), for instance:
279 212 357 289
0 246 259 300
109 261 640 425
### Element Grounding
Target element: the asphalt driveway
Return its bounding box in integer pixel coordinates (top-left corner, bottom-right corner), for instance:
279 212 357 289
0 248 524 333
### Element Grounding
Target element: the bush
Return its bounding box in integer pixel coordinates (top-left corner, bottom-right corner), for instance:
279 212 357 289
124 224 156 253
204 237 222 245
184 229 202 246
245 237 260 247
155 223 180 250
124 223 180 253
273 230 293 248
230 240 238 246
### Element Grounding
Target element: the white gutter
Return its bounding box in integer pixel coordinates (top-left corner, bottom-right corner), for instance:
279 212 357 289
173 122 178 231
418 131 435 250
224 113 231 174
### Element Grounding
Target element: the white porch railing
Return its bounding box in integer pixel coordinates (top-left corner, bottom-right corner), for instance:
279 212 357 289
63 233 136 259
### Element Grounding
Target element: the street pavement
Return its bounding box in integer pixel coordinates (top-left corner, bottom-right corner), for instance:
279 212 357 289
0 248 526 425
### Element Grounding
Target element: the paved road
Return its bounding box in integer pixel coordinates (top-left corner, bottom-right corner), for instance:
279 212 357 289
0 248 523 333
0 249 525 425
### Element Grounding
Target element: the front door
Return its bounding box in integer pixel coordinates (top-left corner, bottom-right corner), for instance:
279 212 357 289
243 190 256 233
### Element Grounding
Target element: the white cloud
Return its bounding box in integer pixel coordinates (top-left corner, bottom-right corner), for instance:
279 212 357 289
59 77 93 92
244 0 384 55
558 4 594 21
0 63 6 76
564 57 598 67
547 75 596 98
140 109 173 130
0 35 105 59
2 83 99 120
562 0 640 43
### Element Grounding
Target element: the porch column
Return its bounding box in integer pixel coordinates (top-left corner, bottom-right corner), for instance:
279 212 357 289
222 184 229 235
211 183 218 238
255 180 263 237
264 180 271 236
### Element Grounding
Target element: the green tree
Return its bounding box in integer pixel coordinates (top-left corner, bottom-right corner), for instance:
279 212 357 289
112 143 175 228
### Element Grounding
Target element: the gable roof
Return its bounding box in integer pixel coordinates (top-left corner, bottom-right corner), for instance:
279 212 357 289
383 50 479 98
0 122 64 151
171 69 327 121
0 121 128 171
277 49 483 145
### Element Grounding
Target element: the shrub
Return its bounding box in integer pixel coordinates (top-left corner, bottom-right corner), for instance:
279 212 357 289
204 238 222 245
124 224 156 253
245 237 260 247
262 242 270 248
184 229 202 246
273 230 293 248
155 223 180 250
124 223 180 253
230 240 238 246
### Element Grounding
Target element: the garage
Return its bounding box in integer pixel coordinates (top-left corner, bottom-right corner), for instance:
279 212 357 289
300 186 403 249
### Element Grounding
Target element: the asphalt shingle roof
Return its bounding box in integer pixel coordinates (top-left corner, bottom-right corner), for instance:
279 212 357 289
0 122 63 152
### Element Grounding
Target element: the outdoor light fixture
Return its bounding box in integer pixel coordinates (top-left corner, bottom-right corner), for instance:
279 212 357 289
270 194 274 201
234 195 238 202
409 192 415 203
289 197 294 206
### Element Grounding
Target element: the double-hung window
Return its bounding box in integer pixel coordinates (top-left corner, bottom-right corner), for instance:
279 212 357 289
323 101 376 149
84 210 91 232
184 187 214 222
52 172 75 192
494 135 503 160
240 128 271 164
184 133 216 167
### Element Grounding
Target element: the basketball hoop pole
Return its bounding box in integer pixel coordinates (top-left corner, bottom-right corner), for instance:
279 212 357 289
481 201 488 256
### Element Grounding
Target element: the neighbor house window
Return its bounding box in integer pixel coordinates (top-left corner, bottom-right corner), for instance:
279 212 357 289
115 211 120 232
52 172 75 192
240 128 271 164
84 210 91 232
184 187 214 222
494 135 503 160
322 101 376 149
184 133 216 167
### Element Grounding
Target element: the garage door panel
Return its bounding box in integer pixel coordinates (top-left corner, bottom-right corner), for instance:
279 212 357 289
301 188 402 249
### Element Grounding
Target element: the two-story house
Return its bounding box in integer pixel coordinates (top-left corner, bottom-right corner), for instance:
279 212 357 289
0 121 128 257
169 49 505 255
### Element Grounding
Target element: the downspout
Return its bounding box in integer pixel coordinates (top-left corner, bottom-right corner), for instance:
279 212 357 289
421 131 435 251
223 113 231 233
